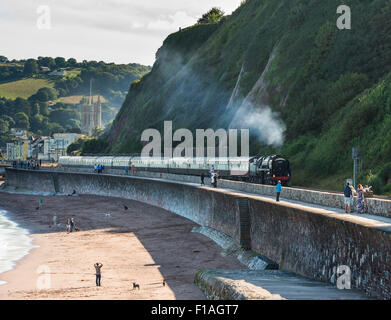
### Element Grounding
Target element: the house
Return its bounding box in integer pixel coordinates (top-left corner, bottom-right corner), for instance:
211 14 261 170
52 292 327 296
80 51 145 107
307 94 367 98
6 139 30 160
37 133 83 161
49 69 67 76
6 128 30 160
6 131 83 162
10 128 27 138
40 66 50 73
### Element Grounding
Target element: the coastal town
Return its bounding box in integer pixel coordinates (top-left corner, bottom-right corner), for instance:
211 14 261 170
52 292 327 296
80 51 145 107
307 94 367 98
1 1 391 315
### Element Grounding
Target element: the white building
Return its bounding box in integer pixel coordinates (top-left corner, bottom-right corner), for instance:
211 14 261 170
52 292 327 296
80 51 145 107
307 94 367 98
38 133 83 161
10 128 27 138
49 69 67 76
6 129 30 160
6 139 31 160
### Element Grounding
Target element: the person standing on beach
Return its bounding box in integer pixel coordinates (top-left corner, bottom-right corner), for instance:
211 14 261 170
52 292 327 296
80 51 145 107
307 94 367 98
70 218 75 233
94 263 103 286
276 181 282 202
66 218 71 233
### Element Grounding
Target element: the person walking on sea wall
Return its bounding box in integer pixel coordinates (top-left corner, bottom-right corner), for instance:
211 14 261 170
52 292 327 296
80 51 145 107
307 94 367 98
344 182 353 213
213 173 218 188
201 173 205 186
209 165 215 180
94 263 103 287
276 181 282 202
357 184 366 214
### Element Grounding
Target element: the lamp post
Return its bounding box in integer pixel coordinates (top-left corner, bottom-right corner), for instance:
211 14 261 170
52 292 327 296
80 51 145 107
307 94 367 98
352 147 362 189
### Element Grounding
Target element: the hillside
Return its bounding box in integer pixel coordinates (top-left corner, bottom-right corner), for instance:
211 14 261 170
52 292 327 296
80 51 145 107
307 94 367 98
103 0 391 193
0 78 54 99
0 58 151 147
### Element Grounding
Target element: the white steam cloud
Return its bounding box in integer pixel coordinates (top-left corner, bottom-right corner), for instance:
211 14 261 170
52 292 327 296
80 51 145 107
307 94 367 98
232 105 286 147
228 50 286 147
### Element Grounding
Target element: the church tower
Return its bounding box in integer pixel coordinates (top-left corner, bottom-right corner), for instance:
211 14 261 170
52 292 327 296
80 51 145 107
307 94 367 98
94 96 102 130
80 80 102 135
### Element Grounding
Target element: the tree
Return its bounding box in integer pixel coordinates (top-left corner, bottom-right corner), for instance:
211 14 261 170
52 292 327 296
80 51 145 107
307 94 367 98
82 138 108 154
30 114 44 132
39 57 56 69
32 103 40 115
197 7 225 24
34 87 58 102
0 119 9 134
48 122 64 135
23 59 39 75
14 97 31 116
14 112 30 130
1 115 15 128
67 58 77 67
39 102 50 116
54 57 66 68
67 138 83 155
66 127 82 134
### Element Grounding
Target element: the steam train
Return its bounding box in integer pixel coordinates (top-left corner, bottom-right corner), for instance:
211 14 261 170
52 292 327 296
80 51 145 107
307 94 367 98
59 155 291 185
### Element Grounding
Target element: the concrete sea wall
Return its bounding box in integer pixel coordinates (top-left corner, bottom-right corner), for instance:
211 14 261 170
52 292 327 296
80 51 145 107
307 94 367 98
49 167 391 219
5 168 391 299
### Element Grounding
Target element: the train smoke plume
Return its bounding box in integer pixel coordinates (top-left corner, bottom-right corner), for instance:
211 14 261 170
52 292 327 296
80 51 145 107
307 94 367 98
229 51 286 147
231 105 286 147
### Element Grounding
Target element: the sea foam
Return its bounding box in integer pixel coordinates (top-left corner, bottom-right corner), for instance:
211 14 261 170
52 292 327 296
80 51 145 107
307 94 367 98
0 209 35 285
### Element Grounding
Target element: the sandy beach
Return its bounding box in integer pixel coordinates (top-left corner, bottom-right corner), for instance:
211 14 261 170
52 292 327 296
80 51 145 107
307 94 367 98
0 192 244 300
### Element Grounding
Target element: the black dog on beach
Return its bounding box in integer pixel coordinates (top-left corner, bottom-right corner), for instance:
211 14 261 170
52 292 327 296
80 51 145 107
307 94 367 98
133 282 140 290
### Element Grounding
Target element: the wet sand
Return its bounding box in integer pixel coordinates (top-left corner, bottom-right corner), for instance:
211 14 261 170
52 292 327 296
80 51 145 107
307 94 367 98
0 192 244 300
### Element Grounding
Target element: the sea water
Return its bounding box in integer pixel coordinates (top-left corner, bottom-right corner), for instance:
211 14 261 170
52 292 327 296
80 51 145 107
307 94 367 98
0 209 34 285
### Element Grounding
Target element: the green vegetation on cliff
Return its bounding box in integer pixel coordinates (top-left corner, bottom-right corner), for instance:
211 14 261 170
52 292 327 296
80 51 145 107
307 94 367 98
104 0 391 194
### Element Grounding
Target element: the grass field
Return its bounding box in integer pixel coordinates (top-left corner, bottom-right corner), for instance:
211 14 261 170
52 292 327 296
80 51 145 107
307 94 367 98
63 68 81 79
0 78 54 99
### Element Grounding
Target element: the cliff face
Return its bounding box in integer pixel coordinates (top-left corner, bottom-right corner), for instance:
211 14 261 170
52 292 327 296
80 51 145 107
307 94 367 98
106 0 391 192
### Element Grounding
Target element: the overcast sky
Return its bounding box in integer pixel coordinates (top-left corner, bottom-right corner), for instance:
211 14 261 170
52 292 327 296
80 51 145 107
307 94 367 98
0 0 242 66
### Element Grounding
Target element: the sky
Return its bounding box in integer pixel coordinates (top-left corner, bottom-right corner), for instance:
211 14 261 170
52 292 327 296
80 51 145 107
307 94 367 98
0 0 243 66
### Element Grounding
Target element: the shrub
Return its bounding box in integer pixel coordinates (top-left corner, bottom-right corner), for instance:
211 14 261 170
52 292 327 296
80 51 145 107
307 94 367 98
197 8 225 25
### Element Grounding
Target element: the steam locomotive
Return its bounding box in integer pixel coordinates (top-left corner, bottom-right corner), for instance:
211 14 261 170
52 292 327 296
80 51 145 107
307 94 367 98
59 155 291 186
